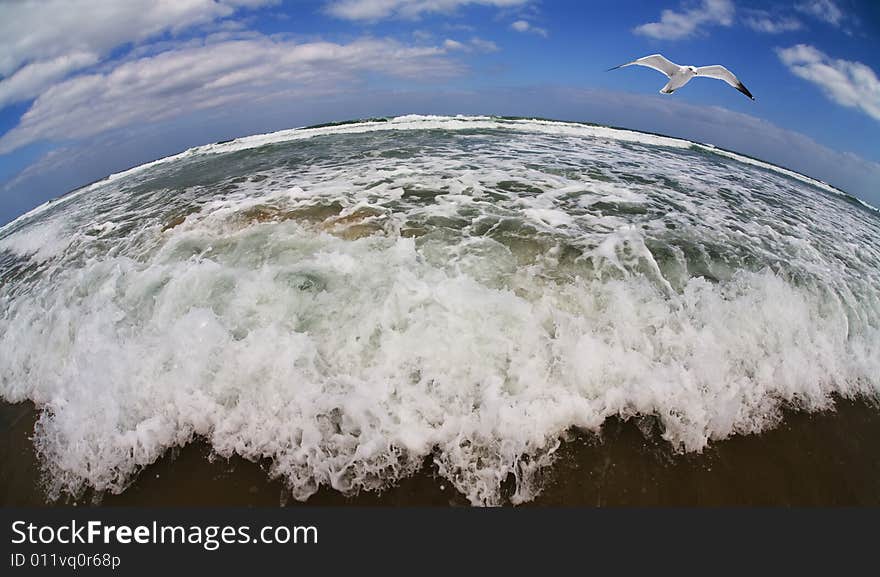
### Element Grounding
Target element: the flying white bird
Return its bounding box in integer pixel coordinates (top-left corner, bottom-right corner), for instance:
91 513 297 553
609 54 755 101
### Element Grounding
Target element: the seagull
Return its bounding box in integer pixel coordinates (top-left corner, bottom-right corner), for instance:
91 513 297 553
609 54 755 101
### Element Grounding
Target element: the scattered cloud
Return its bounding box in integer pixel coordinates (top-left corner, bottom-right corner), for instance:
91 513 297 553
443 39 469 51
0 36 464 154
443 37 499 52
470 37 499 52
444 23 477 32
742 11 803 34
0 0 276 108
324 0 530 21
777 44 880 122
0 146 79 195
795 0 844 27
510 20 547 37
634 0 735 40
0 52 101 109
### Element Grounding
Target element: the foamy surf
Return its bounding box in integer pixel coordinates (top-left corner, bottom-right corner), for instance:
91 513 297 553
1 116 878 506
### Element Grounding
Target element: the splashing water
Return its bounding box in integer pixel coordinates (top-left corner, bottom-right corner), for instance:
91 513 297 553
1 116 878 506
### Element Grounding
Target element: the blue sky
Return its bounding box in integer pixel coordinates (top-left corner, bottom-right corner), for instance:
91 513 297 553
0 0 878 224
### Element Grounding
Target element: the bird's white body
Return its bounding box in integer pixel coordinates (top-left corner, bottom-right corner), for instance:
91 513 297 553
610 54 754 100
661 65 699 94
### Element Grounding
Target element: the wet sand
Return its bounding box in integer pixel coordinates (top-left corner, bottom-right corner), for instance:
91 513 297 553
2 398 878 506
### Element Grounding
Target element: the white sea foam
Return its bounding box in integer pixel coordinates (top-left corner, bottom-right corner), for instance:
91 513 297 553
1 116 878 505
0 216 73 262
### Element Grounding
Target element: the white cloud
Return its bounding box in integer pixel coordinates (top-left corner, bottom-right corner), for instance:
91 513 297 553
0 52 101 108
0 0 276 109
470 37 499 52
443 37 499 52
0 146 79 195
444 23 476 32
795 0 844 27
777 44 880 121
0 0 276 75
510 20 547 37
0 36 464 154
634 0 734 40
743 11 803 34
444 39 469 51
325 0 529 21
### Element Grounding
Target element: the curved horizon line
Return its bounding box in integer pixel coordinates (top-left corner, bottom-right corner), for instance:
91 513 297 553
2 114 876 233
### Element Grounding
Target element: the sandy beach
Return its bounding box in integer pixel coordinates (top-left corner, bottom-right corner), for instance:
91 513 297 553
3 397 877 506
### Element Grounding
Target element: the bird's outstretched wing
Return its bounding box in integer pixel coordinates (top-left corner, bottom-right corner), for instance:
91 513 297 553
696 65 755 100
608 54 679 78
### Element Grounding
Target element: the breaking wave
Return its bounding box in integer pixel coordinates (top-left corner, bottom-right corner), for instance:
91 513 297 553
1 115 878 505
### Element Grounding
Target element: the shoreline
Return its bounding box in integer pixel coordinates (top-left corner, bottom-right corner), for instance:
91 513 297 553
3 397 878 506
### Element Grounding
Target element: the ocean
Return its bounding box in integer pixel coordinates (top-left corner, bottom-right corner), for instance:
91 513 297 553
1 116 878 506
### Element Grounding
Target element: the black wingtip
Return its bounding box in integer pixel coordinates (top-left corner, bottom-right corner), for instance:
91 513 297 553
736 82 755 101
607 64 623 72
